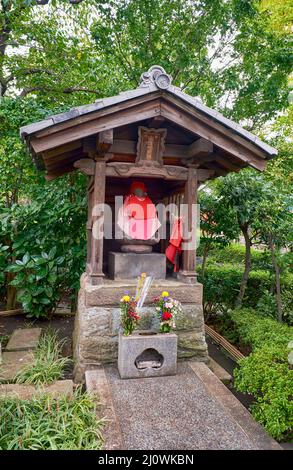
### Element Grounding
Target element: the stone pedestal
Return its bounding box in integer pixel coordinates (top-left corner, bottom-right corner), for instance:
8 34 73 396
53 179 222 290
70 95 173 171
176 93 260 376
108 252 166 280
118 331 177 379
73 274 209 382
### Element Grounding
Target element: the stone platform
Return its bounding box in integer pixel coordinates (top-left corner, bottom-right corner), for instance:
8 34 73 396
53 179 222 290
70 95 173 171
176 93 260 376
73 274 208 382
85 363 281 450
108 252 166 280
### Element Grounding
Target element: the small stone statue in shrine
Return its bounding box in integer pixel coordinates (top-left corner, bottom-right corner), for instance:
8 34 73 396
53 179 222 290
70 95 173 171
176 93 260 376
118 181 161 250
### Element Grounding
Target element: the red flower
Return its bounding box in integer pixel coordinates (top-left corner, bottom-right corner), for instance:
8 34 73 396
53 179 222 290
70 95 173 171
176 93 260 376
162 311 172 321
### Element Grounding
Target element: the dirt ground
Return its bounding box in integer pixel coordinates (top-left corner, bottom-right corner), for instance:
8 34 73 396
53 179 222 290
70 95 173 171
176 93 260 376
0 314 75 358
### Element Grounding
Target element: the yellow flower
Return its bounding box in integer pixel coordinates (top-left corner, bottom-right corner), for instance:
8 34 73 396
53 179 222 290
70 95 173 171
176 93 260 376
121 295 130 302
161 291 169 298
141 272 146 277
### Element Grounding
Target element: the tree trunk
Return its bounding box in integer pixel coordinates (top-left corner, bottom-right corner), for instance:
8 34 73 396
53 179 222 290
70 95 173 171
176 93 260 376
201 243 209 278
236 225 251 307
6 272 16 310
268 232 282 322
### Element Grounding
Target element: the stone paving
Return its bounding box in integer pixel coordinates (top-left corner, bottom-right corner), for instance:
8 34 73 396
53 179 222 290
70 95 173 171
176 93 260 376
0 328 41 382
87 362 281 451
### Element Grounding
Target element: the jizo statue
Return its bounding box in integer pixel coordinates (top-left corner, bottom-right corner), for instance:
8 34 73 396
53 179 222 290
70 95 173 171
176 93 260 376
117 181 161 241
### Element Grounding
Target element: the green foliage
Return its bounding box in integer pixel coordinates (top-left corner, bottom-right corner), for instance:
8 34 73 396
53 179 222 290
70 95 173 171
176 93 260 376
0 173 87 314
206 243 268 268
198 263 293 323
14 330 71 386
92 0 292 125
7 249 65 318
231 308 292 349
231 309 293 441
0 388 104 450
0 335 9 349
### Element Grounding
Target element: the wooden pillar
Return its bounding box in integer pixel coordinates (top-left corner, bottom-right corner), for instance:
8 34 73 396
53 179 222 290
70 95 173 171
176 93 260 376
89 160 106 285
178 166 198 284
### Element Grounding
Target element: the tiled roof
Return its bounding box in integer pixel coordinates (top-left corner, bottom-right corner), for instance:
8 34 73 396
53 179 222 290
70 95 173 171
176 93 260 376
20 65 277 157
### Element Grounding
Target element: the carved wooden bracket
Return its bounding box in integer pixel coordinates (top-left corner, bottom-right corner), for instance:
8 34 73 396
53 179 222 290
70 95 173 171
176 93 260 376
74 159 215 182
106 162 188 180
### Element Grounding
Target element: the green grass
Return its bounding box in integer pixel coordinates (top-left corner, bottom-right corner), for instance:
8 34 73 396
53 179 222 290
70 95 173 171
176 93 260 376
0 334 9 348
14 329 71 386
0 388 104 450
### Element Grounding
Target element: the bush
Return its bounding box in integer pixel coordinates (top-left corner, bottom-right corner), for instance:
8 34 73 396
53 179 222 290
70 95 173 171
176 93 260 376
231 309 293 441
0 174 87 314
205 243 269 269
198 264 293 323
0 388 104 450
7 249 65 318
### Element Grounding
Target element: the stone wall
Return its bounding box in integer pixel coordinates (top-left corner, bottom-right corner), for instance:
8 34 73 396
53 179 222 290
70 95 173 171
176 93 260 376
73 274 208 382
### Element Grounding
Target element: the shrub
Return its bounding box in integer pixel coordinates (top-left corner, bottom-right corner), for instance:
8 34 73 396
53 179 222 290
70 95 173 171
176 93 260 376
231 309 293 441
0 388 104 450
205 243 269 269
7 249 65 318
14 330 71 385
198 264 293 323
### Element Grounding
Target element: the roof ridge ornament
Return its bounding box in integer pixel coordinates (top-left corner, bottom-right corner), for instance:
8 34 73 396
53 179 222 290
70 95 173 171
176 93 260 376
140 65 172 90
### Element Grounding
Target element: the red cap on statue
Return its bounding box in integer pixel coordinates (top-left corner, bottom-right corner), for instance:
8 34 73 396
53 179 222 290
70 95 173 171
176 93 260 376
129 181 147 195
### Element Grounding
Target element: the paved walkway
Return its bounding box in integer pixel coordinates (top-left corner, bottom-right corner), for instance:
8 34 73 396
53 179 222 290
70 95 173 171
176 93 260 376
86 362 281 451
0 328 41 381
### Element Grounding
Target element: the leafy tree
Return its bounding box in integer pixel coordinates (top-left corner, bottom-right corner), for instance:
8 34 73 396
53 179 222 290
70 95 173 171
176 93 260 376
254 187 292 322
198 187 240 276
92 0 292 125
0 0 103 104
215 170 272 306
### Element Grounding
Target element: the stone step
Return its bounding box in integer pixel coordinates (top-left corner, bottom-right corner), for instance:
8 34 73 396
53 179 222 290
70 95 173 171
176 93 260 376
0 380 73 400
5 328 42 352
0 350 35 382
85 369 123 450
208 357 232 384
189 362 281 450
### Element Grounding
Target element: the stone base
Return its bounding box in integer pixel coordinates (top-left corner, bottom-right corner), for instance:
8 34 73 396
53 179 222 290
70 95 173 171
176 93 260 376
73 274 209 382
108 252 166 280
118 332 177 379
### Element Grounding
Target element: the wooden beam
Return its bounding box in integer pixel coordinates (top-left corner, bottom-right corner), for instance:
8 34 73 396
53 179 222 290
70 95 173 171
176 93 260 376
45 166 75 180
89 160 106 284
214 155 241 172
83 135 97 155
74 158 95 176
105 162 188 180
148 116 165 128
110 139 191 159
187 138 213 158
44 148 83 170
43 140 82 159
178 166 198 283
203 162 228 177
197 169 215 181
160 101 266 171
30 100 161 154
163 94 268 160
97 129 113 155
35 91 162 139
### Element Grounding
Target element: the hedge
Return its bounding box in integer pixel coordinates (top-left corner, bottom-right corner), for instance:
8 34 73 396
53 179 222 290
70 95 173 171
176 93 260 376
197 264 293 323
230 309 293 441
205 243 268 268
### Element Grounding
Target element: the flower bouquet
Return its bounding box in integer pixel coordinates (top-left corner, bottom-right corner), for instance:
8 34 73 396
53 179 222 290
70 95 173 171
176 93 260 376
153 291 182 333
120 294 140 336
